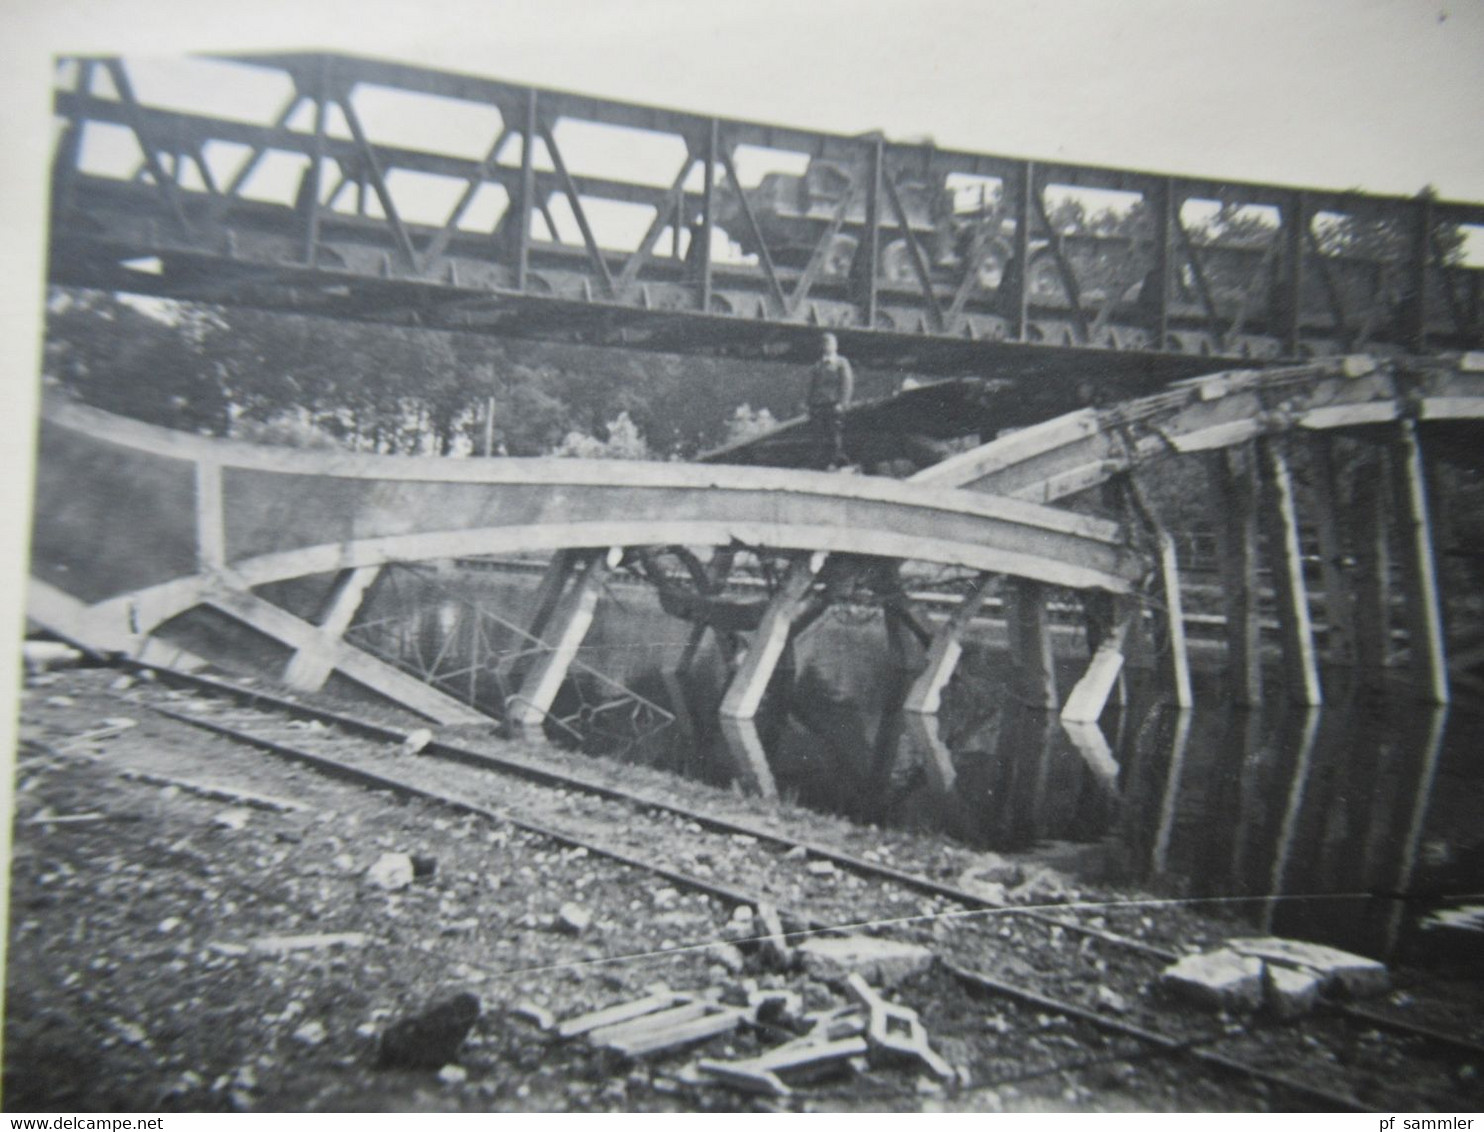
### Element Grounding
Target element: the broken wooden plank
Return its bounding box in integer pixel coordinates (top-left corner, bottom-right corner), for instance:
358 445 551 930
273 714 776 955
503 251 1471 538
556 990 688 1040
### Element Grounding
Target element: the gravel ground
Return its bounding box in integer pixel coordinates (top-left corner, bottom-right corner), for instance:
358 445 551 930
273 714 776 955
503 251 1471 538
6 666 1481 1112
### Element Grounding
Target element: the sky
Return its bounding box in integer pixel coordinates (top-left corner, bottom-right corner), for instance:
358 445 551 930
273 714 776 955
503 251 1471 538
0 0 1481 662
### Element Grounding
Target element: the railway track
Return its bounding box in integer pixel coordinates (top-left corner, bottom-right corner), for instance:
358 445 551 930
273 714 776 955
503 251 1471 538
100 662 1483 1110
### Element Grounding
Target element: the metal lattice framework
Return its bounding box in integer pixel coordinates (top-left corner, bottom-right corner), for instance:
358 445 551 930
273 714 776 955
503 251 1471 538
48 53 1484 376
342 563 675 754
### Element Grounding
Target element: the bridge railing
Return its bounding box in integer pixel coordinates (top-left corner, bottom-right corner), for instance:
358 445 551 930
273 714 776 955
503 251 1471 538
49 53 1484 362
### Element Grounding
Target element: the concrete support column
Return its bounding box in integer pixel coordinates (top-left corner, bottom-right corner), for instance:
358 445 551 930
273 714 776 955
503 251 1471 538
1257 436 1323 706
195 458 225 571
507 551 614 729
717 716 780 799
1006 579 1058 709
720 557 816 720
1353 447 1395 676
1207 446 1263 707
526 549 578 640
1308 434 1357 665
1391 419 1450 704
1153 530 1194 709
903 573 996 714
283 564 382 692
1061 597 1134 724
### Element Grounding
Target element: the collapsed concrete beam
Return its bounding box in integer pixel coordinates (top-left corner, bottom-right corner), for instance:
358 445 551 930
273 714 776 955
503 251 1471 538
282 564 382 692
719 558 816 721
203 585 488 725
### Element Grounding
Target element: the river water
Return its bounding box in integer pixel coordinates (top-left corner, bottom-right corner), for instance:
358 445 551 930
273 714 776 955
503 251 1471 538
360 566 1484 967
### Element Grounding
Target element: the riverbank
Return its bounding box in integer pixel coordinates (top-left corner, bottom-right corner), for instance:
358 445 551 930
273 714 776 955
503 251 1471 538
6 665 1482 1112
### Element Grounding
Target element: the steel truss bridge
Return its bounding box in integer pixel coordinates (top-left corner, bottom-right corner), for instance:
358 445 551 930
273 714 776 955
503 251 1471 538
48 53 1484 379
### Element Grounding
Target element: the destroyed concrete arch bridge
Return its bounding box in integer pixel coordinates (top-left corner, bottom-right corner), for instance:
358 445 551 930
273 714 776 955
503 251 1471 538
29 353 1484 740
27 396 1143 730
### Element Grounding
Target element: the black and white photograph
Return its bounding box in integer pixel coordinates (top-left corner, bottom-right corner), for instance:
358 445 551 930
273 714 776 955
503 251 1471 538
2 0 1483 1115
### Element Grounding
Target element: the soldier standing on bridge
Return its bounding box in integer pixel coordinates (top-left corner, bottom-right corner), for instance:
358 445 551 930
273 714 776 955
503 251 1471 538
805 332 854 469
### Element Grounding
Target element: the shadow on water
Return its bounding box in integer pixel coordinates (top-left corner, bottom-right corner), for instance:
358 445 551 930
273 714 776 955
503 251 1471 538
367 568 1484 966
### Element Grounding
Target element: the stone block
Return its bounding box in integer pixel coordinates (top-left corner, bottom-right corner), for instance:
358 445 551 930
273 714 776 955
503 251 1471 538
1263 963 1321 1019
1227 937 1389 998
795 936 934 989
1157 948 1265 1011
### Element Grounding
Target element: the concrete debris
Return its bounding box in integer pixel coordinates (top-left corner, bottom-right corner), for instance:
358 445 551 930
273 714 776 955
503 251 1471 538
57 717 138 750
511 1003 556 1030
783 846 807 861
1094 986 1130 1015
1226 936 1390 998
755 903 791 969
708 943 746 975
555 903 592 936
556 990 688 1039
366 852 415 891
1263 963 1322 1020
120 770 308 812
44 695 77 707
247 932 368 955
377 992 482 1070
747 988 802 1028
697 1035 868 1097
401 729 434 755
1157 949 1265 1011
436 1064 468 1086
108 674 136 691
24 641 84 674
213 808 252 832
795 935 934 989
805 860 837 877
844 974 955 1081
588 1001 745 1059
292 1020 327 1047
1422 904 1484 934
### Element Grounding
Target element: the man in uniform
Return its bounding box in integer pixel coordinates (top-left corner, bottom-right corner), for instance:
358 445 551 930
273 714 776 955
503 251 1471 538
805 332 854 469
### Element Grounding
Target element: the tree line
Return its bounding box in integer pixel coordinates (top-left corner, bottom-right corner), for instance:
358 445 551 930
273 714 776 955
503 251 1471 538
40 287 830 458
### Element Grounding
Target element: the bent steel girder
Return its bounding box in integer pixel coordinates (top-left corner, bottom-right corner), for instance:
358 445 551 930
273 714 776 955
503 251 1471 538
28 397 1146 717
49 53 1484 373
914 354 1484 503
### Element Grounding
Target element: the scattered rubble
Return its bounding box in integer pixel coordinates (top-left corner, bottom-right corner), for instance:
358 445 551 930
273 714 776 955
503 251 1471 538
1157 949 1265 1011
245 932 369 955
1226 937 1390 998
795 936 935 989
401 729 434 756
556 903 592 936
366 852 416 891
1158 936 1390 1017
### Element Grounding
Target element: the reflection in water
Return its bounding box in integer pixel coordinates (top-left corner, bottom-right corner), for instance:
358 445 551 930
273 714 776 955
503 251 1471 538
648 638 1481 963
372 571 1484 964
